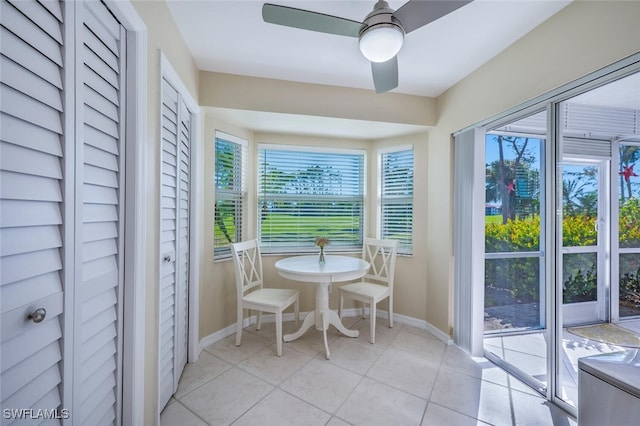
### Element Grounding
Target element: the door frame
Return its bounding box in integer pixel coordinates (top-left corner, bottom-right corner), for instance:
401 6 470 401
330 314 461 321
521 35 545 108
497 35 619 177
104 1 147 424
560 158 610 326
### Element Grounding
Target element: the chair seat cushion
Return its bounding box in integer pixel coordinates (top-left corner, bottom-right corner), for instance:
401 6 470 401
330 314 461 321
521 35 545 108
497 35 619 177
339 282 389 301
244 288 299 308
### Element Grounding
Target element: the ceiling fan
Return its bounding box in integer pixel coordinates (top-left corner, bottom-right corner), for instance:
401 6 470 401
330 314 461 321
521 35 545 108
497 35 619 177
262 0 472 93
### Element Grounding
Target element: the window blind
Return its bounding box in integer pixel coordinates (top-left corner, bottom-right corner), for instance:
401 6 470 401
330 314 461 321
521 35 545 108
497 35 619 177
258 145 365 252
380 146 414 254
214 132 246 258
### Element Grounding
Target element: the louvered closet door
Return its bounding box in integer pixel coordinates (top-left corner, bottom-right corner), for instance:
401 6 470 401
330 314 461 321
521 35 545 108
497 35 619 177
1 1 125 423
159 79 190 410
0 0 66 417
74 1 126 424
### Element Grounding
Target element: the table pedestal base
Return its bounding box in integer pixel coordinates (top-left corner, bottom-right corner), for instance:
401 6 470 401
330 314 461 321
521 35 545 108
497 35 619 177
283 281 358 359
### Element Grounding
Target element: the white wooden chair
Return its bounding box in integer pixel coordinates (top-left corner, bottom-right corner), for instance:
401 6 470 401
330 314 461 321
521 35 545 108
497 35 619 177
338 238 398 343
231 239 299 356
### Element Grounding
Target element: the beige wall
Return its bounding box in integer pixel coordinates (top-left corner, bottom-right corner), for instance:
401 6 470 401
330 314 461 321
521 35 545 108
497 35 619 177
199 71 437 126
131 1 199 424
427 0 640 333
200 112 255 338
371 133 429 321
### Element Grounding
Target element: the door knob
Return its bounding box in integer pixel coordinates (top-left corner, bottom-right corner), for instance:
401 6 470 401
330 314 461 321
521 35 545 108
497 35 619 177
28 308 46 324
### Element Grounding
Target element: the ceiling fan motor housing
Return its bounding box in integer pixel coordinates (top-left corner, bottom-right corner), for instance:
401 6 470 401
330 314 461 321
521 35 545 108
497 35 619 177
361 1 404 34
359 1 405 63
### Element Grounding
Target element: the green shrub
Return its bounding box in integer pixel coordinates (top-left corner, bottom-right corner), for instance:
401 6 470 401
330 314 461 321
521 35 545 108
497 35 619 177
484 200 640 306
620 198 640 248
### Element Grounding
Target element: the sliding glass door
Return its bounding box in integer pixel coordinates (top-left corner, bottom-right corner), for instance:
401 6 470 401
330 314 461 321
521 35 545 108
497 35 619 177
483 111 548 393
458 59 640 417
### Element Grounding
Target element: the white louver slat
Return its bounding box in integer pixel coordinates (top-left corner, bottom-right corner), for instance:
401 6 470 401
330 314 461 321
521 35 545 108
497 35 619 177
0 1 65 423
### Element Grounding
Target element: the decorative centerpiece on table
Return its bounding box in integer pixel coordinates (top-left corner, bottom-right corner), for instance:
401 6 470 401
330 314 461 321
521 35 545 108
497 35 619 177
315 237 329 264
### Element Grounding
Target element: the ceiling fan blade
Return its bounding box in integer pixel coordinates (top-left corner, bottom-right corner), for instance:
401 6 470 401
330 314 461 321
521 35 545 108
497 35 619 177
393 0 472 34
371 56 398 94
262 3 364 38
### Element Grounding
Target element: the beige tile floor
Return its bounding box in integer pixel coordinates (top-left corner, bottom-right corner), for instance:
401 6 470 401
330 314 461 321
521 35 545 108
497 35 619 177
484 319 640 407
161 317 576 426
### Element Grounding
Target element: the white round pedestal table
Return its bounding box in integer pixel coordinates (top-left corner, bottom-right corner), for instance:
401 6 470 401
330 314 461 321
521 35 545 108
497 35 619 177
275 255 370 359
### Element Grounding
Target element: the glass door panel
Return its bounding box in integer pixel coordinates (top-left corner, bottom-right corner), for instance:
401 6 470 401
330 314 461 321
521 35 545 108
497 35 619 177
561 161 607 325
483 111 547 394
618 143 640 317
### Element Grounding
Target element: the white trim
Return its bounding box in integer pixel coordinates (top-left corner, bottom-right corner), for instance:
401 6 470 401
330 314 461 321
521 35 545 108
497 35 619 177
258 143 366 156
104 2 147 425
216 130 249 147
454 52 640 137
61 0 76 413
453 127 486 357
189 112 202 363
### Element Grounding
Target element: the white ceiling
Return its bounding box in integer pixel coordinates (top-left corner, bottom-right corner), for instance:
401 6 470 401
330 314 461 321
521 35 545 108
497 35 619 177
166 0 573 138
167 0 571 97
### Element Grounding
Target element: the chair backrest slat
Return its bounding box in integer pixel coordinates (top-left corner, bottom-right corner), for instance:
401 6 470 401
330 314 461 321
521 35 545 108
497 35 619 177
361 238 398 288
231 239 264 298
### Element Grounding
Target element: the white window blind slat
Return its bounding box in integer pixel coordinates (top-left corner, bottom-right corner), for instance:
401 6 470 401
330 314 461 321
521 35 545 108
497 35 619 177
380 147 414 254
258 145 365 252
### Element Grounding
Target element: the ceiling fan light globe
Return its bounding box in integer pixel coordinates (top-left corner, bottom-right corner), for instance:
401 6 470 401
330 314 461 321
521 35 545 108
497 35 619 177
359 24 404 63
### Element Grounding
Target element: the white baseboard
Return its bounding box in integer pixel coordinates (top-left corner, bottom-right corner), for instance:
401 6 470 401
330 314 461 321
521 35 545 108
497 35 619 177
340 308 453 345
198 309 453 355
